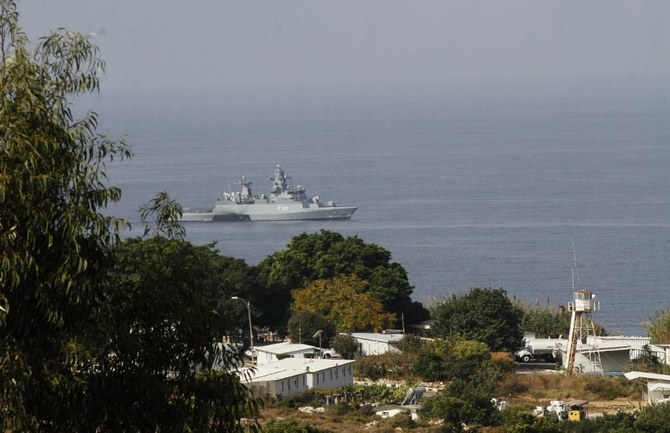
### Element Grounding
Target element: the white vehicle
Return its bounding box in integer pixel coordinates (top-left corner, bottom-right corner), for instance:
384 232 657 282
515 337 567 363
320 348 341 359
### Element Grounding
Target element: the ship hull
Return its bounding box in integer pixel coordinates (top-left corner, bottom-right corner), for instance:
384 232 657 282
182 203 357 222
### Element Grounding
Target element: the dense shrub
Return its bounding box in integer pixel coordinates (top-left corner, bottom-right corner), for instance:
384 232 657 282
582 375 636 400
263 419 333 433
354 352 416 381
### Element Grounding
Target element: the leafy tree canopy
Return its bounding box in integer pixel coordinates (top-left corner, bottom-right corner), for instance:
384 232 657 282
0 2 130 428
0 5 258 429
330 334 359 360
430 287 524 352
643 306 670 344
255 230 428 330
517 299 570 338
287 310 335 348
95 235 258 432
292 274 395 332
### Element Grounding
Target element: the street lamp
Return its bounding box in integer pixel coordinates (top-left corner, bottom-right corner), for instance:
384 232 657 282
231 296 254 363
313 330 323 352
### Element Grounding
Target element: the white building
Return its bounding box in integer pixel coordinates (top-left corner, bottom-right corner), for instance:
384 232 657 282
351 333 402 356
254 342 317 365
561 343 632 374
559 335 667 374
624 371 670 404
243 358 355 398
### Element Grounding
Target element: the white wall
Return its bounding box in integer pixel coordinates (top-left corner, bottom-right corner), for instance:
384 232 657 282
250 373 308 398
356 339 400 356
308 363 354 390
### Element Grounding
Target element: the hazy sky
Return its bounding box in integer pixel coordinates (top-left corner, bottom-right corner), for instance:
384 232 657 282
15 0 670 91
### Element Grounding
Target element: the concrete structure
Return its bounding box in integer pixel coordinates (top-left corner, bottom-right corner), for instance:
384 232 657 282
556 336 670 374
243 358 355 398
254 342 317 365
651 343 670 364
624 371 670 404
562 344 631 374
352 332 402 356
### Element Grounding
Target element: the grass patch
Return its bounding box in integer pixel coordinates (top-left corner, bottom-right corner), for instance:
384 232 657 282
497 372 638 401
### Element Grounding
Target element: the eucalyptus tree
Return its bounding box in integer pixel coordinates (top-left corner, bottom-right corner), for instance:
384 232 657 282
99 233 259 432
0 4 258 430
1 1 130 429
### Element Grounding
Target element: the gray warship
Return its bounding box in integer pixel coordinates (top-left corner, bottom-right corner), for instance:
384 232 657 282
181 165 357 222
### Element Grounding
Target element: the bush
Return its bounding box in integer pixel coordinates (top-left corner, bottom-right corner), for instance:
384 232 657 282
398 334 424 353
263 419 333 433
354 352 417 381
583 375 636 400
635 401 670 433
391 411 417 429
274 392 319 409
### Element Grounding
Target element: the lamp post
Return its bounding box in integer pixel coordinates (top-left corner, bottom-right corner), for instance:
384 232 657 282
313 330 323 355
231 296 254 363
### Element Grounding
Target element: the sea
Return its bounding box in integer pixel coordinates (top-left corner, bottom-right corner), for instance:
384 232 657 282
95 77 670 336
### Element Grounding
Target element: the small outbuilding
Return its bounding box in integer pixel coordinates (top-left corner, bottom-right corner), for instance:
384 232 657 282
624 371 670 404
242 358 355 398
351 332 402 356
254 342 317 365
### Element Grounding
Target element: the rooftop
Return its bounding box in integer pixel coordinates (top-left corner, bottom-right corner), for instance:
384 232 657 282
255 342 317 355
242 357 355 383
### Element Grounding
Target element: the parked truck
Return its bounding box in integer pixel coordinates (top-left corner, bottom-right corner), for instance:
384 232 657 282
515 338 567 363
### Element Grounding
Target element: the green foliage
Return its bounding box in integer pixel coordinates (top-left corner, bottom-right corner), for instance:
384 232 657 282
413 349 450 382
354 352 416 381
561 411 636 433
287 310 335 347
390 411 417 429
628 344 670 374
398 334 424 353
263 419 333 433
330 333 359 359
292 275 395 332
0 4 258 430
91 236 259 431
413 338 493 383
272 392 319 409
420 390 500 431
1 3 130 429
139 190 185 240
582 375 636 400
504 414 563 433
255 230 429 330
643 306 670 344
634 401 670 433
430 287 524 352
517 299 570 338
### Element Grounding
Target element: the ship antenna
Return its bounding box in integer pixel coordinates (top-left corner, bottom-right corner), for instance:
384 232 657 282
571 240 581 291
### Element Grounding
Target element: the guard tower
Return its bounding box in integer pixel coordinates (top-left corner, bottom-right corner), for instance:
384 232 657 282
566 289 602 373
565 244 602 374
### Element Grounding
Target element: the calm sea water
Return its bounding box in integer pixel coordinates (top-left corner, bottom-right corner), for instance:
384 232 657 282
98 78 670 336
